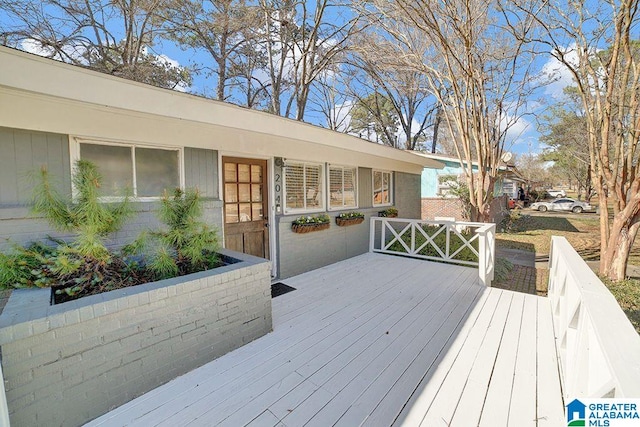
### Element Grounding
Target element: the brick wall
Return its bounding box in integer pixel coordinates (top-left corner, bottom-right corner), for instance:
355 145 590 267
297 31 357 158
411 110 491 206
0 249 271 427
421 197 465 221
422 195 508 224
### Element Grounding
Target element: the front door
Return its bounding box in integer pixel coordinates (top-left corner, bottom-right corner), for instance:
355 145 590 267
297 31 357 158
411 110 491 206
223 157 269 259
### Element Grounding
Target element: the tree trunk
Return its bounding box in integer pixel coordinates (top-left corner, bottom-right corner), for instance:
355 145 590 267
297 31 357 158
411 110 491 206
599 188 640 280
431 106 441 153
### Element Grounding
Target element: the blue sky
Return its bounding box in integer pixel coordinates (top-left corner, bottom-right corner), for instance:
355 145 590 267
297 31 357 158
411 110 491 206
1 1 576 157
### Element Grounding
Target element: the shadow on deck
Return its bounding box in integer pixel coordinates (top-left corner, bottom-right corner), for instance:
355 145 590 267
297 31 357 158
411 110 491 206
86 253 564 427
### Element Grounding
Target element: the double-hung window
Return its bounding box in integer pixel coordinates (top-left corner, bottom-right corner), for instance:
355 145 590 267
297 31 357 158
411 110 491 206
77 141 181 199
328 165 358 210
373 170 393 206
284 161 324 213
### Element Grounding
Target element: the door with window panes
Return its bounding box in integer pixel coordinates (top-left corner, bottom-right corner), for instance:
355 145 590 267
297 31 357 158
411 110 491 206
223 157 269 259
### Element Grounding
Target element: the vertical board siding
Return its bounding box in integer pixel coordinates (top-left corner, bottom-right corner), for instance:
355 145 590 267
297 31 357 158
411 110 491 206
0 126 70 205
184 147 218 199
358 167 373 209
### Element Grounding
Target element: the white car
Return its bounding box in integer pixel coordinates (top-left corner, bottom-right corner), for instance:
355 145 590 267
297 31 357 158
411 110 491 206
546 189 566 198
530 198 593 213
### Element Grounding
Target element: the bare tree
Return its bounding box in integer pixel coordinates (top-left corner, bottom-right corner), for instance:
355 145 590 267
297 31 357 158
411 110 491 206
358 0 541 221
523 0 640 280
0 0 190 89
347 34 440 151
307 70 354 131
257 0 360 119
162 0 259 101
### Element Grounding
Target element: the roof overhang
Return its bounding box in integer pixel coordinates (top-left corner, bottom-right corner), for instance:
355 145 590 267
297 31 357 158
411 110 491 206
0 46 443 175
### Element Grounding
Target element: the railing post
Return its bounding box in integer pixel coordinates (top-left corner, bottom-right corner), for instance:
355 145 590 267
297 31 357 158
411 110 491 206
478 229 488 286
369 217 376 252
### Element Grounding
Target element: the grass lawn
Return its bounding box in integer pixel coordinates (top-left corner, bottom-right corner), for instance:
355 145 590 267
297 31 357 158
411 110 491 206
497 209 640 333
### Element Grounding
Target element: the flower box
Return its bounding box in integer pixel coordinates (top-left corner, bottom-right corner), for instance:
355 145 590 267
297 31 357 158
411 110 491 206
291 214 330 233
336 217 365 226
292 222 330 233
378 207 399 218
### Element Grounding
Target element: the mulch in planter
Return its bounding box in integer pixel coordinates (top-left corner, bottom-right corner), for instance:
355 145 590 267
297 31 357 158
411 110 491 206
271 282 297 298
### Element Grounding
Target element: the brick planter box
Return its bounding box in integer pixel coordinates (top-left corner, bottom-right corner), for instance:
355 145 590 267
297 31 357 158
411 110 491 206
0 249 272 427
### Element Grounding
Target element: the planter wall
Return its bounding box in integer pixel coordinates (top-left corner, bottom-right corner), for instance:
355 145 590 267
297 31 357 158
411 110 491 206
0 249 272 427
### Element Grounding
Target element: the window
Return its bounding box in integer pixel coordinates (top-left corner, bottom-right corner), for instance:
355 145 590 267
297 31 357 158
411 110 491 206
78 141 180 198
328 165 358 210
373 170 393 206
224 160 265 224
437 174 460 197
284 161 324 213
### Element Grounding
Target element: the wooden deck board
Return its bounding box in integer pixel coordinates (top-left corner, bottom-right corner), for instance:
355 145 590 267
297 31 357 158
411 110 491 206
477 292 525 427
86 253 563 427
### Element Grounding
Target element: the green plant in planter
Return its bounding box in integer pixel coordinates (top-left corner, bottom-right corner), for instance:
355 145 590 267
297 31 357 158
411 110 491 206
292 213 330 225
291 213 331 233
124 188 221 280
337 211 364 219
378 207 398 217
0 242 58 289
0 161 137 297
336 211 365 226
32 160 132 261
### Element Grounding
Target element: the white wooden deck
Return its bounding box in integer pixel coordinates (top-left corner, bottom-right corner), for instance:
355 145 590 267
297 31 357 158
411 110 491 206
86 253 564 427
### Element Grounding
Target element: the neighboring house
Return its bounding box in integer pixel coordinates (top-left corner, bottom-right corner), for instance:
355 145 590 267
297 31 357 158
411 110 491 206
0 46 443 279
412 152 512 221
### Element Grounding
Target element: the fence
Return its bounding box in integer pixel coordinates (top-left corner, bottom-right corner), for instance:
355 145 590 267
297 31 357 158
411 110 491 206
548 236 640 399
369 217 495 286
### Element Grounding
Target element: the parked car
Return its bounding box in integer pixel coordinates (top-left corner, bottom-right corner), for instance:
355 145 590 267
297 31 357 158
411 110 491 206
546 189 566 198
530 198 594 213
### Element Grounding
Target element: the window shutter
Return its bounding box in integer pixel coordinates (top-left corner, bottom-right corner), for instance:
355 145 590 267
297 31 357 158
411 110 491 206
285 163 305 210
329 166 343 209
305 163 322 209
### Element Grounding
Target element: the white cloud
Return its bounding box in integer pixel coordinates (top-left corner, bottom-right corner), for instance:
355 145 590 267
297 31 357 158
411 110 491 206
539 46 579 99
332 101 354 133
20 38 88 64
154 53 190 92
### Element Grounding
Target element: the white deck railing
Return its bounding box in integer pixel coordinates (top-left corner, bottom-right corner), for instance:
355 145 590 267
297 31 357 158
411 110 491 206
369 217 495 286
0 360 9 426
549 236 640 399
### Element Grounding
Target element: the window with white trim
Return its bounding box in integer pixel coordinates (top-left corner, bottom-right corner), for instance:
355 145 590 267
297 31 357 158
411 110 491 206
78 141 181 198
328 165 358 210
373 170 393 206
284 161 324 213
